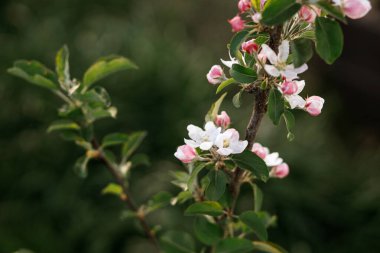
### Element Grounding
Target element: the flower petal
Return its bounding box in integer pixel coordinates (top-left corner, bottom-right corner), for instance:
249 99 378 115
278 40 290 63
265 65 281 77
286 94 306 109
200 141 214 150
261 44 278 65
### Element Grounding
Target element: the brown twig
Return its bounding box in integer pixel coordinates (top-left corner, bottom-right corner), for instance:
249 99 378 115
91 139 161 252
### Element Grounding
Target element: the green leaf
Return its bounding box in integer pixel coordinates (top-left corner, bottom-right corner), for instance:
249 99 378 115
316 1 346 23
188 163 208 191
120 210 137 220
229 64 257 84
101 183 123 196
232 90 243 108
283 110 295 141
55 45 70 85
101 133 129 148
85 106 118 123
47 120 80 133
262 0 301 26
194 217 223 246
216 78 237 94
290 39 313 68
83 55 138 88
215 238 254 253
251 0 261 12
240 211 268 241
74 155 90 178
232 150 269 182
315 17 344 64
252 241 288 253
229 30 250 58
254 34 270 45
172 190 193 205
268 89 285 125
121 131 147 160
185 201 224 217
160 231 196 253
205 93 227 122
205 170 228 201
146 191 173 213
130 153 150 168
8 60 58 90
251 183 263 212
298 30 316 40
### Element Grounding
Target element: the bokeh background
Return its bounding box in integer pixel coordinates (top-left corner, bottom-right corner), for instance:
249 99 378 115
1 0 380 252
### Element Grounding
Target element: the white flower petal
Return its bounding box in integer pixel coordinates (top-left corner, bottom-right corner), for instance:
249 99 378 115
295 80 305 95
287 94 306 109
278 40 290 63
200 141 213 150
265 152 283 167
261 44 278 65
265 65 281 77
281 69 298 80
230 140 248 154
293 64 308 74
221 58 238 68
184 139 198 148
217 148 233 156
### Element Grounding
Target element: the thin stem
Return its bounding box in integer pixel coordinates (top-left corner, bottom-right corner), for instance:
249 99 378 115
91 139 161 252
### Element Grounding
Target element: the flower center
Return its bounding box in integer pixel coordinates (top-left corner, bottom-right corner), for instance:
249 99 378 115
223 139 230 148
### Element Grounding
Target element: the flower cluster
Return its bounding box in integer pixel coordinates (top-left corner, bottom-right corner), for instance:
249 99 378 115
175 112 247 163
252 143 289 178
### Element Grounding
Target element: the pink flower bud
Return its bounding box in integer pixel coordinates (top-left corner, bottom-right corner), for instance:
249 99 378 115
281 80 298 95
174 145 197 163
251 143 269 159
238 0 251 13
252 13 262 23
206 65 225 85
242 39 259 54
305 96 325 116
299 5 321 23
271 163 289 178
215 111 231 128
228 15 245 32
342 0 371 19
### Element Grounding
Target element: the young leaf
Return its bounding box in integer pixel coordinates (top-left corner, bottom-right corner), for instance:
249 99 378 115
229 30 250 58
188 163 208 191
240 211 268 241
101 183 123 196
205 170 228 201
268 89 285 125
146 191 173 213
83 55 138 88
74 155 90 178
232 90 243 108
122 131 147 160
101 133 129 148
215 238 254 253
47 120 80 133
194 217 223 246
290 39 314 68
185 201 224 217
252 241 288 253
205 93 227 122
216 78 237 94
283 110 295 141
160 231 196 253
130 153 150 168
232 150 269 182
55 45 70 85
229 64 257 84
262 0 301 26
315 17 344 64
251 183 263 212
316 1 346 23
8 60 58 90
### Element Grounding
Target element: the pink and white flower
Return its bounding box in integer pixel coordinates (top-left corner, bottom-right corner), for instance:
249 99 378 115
279 80 307 109
215 111 231 128
305 96 325 116
185 121 221 151
242 39 259 54
299 5 321 23
271 163 289 178
238 0 251 13
215 128 248 156
228 15 245 32
333 0 371 19
252 13 262 23
207 65 225 85
264 152 283 167
251 143 269 159
174 145 197 163
261 40 308 80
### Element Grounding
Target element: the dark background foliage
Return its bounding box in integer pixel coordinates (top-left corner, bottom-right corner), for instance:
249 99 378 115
1 0 379 252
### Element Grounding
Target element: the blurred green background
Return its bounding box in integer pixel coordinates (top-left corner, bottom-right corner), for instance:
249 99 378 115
1 0 380 252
